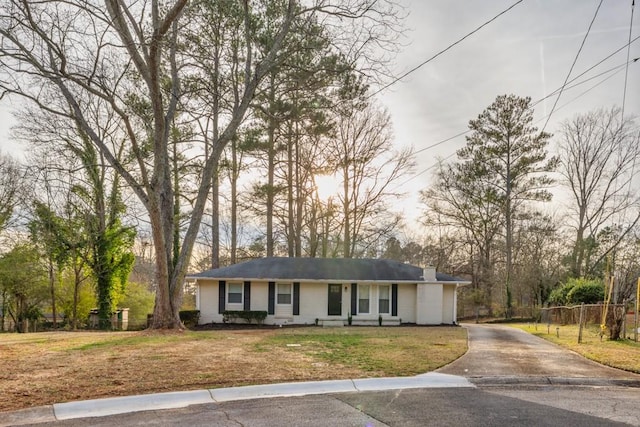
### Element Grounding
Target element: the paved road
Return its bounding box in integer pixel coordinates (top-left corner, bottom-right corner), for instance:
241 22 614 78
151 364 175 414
438 323 640 381
22 387 640 426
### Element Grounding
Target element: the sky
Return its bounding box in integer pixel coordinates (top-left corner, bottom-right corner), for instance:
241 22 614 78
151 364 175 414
379 0 639 230
0 0 638 233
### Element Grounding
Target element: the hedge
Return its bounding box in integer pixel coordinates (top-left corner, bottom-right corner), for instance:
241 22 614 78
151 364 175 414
179 310 200 328
223 310 268 325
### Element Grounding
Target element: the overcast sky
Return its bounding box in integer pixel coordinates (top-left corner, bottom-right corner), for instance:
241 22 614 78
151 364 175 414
0 0 638 233
387 0 638 158
381 0 639 230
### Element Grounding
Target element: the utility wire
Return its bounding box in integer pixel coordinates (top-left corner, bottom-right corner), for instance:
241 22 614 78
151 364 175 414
535 67 626 126
412 56 638 159
404 28 640 161
389 3 639 189
367 0 524 99
400 55 638 189
400 70 617 189
532 61 631 108
542 0 603 132
622 0 637 219
531 57 640 110
621 0 635 120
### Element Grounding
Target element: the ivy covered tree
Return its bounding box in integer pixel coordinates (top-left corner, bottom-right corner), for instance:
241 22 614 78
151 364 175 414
68 138 136 329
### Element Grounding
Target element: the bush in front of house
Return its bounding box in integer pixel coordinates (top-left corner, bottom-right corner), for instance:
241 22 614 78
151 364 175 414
179 310 200 328
223 310 267 325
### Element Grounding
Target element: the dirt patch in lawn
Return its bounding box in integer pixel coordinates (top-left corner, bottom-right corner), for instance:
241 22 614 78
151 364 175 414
0 326 466 412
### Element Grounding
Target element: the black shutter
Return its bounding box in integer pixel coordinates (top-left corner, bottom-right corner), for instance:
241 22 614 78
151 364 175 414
268 282 275 314
351 283 357 315
293 282 300 315
218 281 226 314
392 283 398 317
244 281 251 311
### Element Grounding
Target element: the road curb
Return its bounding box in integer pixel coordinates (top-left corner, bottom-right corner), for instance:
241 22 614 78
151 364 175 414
469 376 640 388
0 373 473 425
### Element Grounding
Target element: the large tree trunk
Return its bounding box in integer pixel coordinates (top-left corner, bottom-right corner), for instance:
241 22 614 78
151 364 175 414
266 75 276 257
230 137 238 264
287 121 295 257
211 153 220 269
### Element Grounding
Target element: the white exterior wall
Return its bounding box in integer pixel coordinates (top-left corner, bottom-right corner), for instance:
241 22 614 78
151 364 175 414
442 284 456 324
251 282 268 311
397 283 416 323
197 281 220 324
416 283 443 325
196 279 458 326
299 282 335 322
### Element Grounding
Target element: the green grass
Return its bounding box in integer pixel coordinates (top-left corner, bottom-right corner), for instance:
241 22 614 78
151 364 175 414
511 323 640 374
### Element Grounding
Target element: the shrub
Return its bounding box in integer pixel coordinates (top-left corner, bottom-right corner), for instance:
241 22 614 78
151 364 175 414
567 280 604 304
179 310 201 328
548 278 604 306
548 282 575 306
222 310 267 324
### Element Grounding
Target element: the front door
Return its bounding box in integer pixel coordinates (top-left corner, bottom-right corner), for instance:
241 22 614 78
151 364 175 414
327 284 342 316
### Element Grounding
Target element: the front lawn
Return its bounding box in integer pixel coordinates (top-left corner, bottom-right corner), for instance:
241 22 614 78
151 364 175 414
0 326 466 412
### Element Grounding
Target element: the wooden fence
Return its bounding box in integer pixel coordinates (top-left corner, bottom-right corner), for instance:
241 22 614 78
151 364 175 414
540 303 625 326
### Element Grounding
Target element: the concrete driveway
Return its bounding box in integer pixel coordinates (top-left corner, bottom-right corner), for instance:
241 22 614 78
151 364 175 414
437 323 640 383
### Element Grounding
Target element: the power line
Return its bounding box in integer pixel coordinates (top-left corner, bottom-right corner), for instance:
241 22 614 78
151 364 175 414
542 0 603 132
411 57 637 160
388 4 640 190
367 0 524 100
621 0 635 119
392 17 640 163
531 59 635 109
400 55 638 189
621 0 636 222
414 130 470 156
535 67 626 125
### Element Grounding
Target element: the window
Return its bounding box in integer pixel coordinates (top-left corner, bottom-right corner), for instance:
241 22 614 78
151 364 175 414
277 283 292 305
227 282 243 304
378 285 390 314
358 284 370 314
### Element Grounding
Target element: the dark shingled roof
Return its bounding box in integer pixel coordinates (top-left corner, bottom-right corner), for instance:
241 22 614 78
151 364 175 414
188 257 464 282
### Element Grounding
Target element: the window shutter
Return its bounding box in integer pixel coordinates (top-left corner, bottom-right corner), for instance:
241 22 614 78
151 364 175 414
293 282 300 315
392 283 398 316
218 281 226 314
268 282 275 315
244 281 251 311
351 283 357 315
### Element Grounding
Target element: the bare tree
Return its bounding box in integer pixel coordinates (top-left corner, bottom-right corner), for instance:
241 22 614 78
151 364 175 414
558 107 640 278
0 0 403 328
331 101 414 257
421 160 503 311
